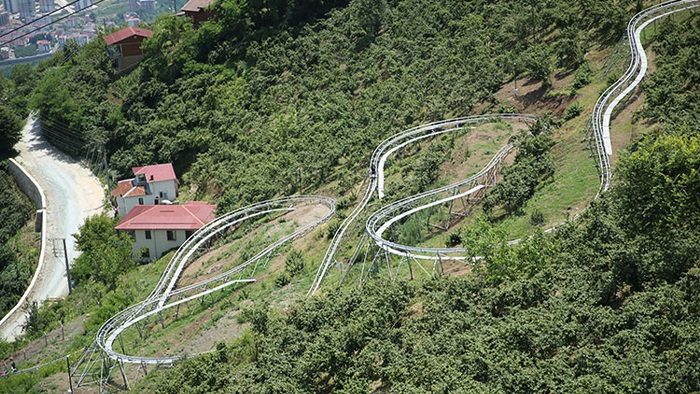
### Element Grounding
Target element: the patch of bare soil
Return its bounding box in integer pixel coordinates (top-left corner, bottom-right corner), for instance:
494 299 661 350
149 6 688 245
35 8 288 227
178 311 249 356
489 70 577 117
5 315 87 372
177 202 331 288
440 260 473 276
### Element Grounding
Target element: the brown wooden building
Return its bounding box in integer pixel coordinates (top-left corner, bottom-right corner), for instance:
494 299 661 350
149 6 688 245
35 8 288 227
104 27 153 72
180 0 216 28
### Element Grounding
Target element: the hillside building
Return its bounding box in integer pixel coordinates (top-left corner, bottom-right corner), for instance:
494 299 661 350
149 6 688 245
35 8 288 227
18 0 34 19
115 202 216 261
111 163 178 217
36 39 51 53
103 26 152 72
137 0 154 12
180 0 215 28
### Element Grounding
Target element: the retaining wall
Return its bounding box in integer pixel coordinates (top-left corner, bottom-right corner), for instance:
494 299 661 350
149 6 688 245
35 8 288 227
0 159 48 341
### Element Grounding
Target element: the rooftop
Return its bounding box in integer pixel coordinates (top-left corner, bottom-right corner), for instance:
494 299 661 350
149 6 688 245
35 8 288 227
181 0 215 12
103 26 153 46
132 163 177 183
115 202 217 231
110 179 147 198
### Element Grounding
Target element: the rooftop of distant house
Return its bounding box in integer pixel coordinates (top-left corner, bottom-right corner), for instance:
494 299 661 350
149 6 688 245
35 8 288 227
103 26 153 46
181 0 215 12
110 163 177 198
115 202 217 230
110 179 147 198
132 163 177 183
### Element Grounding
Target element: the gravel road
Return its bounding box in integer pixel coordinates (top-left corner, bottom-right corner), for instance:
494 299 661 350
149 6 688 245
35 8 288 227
0 117 104 341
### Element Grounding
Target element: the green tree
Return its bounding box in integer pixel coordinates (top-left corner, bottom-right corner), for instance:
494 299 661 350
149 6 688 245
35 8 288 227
72 214 134 289
0 106 22 156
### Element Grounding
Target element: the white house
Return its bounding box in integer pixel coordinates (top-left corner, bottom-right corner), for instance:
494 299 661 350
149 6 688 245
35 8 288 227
115 201 217 261
111 163 178 217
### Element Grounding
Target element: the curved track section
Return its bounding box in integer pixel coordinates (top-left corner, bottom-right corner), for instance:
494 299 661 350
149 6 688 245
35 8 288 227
595 0 699 188
311 0 700 292
96 195 335 365
309 114 537 294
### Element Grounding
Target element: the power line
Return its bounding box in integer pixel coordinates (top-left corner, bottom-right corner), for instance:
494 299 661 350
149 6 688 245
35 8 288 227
0 0 112 47
0 0 84 41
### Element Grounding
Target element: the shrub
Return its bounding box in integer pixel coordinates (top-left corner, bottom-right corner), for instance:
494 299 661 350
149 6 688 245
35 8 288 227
572 62 593 89
564 102 584 120
530 209 545 225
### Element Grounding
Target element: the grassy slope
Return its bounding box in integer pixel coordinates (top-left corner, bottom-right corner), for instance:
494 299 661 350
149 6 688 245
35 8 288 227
4 9 687 394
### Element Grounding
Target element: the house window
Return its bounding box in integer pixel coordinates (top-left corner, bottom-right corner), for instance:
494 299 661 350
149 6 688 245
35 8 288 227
141 247 150 258
159 191 166 198
145 230 152 240
138 197 144 205
167 230 176 241
185 230 194 239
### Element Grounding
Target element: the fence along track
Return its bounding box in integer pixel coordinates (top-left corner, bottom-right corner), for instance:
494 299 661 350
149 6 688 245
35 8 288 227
59 1 699 390
91 196 334 368
311 0 700 292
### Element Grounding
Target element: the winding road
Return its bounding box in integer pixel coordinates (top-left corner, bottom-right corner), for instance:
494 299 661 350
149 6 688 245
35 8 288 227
0 116 104 341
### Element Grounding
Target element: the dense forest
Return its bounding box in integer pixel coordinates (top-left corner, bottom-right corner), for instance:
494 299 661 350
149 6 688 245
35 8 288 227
0 166 35 319
20 0 637 211
1 0 699 392
0 60 36 320
153 13 700 391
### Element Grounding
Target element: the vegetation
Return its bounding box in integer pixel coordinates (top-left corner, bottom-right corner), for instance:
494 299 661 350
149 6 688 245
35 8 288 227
18 0 634 212
71 214 134 290
483 119 555 216
154 118 700 393
0 74 24 157
0 166 35 319
1 0 699 392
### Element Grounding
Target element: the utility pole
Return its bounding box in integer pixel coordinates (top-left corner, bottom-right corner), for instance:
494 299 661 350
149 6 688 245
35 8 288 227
66 356 73 394
62 238 72 295
102 143 111 197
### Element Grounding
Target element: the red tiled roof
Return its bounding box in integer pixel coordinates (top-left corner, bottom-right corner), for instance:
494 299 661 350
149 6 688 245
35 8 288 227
103 27 153 46
132 163 177 183
181 0 215 12
110 179 146 198
115 202 216 231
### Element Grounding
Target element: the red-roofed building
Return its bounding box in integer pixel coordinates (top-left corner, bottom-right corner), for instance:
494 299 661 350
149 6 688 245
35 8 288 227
116 202 216 261
180 0 215 28
103 26 153 72
111 163 178 217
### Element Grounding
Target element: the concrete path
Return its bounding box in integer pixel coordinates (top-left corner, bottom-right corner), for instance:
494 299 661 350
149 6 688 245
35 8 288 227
0 116 104 341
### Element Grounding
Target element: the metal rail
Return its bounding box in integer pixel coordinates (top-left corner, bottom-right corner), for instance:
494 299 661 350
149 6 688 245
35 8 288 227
92 196 335 366
308 114 537 294
594 0 700 193
313 0 700 283
69 1 697 389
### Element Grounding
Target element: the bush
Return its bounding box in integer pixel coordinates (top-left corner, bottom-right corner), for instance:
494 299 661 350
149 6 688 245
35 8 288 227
530 209 545 225
572 62 593 89
445 232 462 247
564 102 583 120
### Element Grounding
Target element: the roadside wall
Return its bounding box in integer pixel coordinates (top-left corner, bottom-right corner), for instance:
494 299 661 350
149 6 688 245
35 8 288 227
7 159 45 209
0 159 48 340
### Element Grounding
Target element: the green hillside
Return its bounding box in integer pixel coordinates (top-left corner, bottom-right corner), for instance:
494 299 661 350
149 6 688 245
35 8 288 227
24 0 629 211
1 0 700 392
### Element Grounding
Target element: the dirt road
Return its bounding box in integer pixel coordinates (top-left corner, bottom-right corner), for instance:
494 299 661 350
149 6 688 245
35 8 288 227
0 117 104 341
